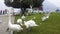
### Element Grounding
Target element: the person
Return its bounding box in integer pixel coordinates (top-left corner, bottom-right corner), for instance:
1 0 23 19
0 10 2 14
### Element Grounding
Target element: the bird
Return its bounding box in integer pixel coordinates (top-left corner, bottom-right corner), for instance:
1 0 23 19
46 15 49 19
26 5 33 15
17 18 23 26
42 13 50 21
24 19 38 31
6 7 23 34
30 5 33 13
45 11 51 19
21 15 26 20
42 16 47 21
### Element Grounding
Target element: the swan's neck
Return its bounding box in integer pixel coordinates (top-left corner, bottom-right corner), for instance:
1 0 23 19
30 5 32 9
8 9 12 25
9 14 12 25
8 7 14 25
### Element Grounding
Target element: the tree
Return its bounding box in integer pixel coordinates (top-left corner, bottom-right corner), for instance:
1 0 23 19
4 0 12 7
33 0 44 7
4 0 44 8
4 0 44 15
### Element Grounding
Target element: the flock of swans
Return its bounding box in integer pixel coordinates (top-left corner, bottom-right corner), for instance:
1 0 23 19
6 7 39 34
6 7 51 34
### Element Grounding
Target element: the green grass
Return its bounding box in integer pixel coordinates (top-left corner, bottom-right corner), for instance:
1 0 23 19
14 12 60 34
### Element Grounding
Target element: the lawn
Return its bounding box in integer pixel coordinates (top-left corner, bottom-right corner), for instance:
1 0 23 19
13 12 60 34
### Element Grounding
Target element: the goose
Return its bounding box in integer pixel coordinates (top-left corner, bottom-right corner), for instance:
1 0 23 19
7 7 23 34
24 19 38 31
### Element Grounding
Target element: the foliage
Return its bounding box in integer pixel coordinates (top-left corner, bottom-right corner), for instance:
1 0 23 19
4 0 12 7
4 0 44 8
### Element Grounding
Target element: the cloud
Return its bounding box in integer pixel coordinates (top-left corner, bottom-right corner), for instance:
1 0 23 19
48 0 60 7
0 0 4 2
43 0 60 11
0 0 8 10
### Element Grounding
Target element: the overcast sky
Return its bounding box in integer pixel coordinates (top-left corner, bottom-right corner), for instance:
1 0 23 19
0 0 8 10
43 0 60 11
0 0 60 11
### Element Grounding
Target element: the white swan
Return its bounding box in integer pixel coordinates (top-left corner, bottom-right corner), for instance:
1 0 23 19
42 15 50 21
24 19 38 29
17 19 23 25
46 15 49 19
42 16 47 21
7 7 23 34
42 12 50 21
26 5 33 15
30 5 33 13
21 15 26 20
8 20 23 31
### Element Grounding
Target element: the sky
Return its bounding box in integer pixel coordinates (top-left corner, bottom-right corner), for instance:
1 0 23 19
0 0 60 11
43 0 60 11
0 0 8 10
47 0 60 7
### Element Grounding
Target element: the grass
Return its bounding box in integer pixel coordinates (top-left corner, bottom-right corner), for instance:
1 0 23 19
13 12 60 34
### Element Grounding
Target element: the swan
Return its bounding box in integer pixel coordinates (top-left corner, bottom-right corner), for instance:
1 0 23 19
17 19 23 25
26 5 33 15
30 5 33 13
21 15 26 20
42 16 47 21
42 12 50 21
24 19 38 31
45 12 51 19
42 15 50 21
46 15 49 19
7 7 23 34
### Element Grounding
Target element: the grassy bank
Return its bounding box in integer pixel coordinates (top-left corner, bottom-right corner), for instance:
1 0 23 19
14 12 60 34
